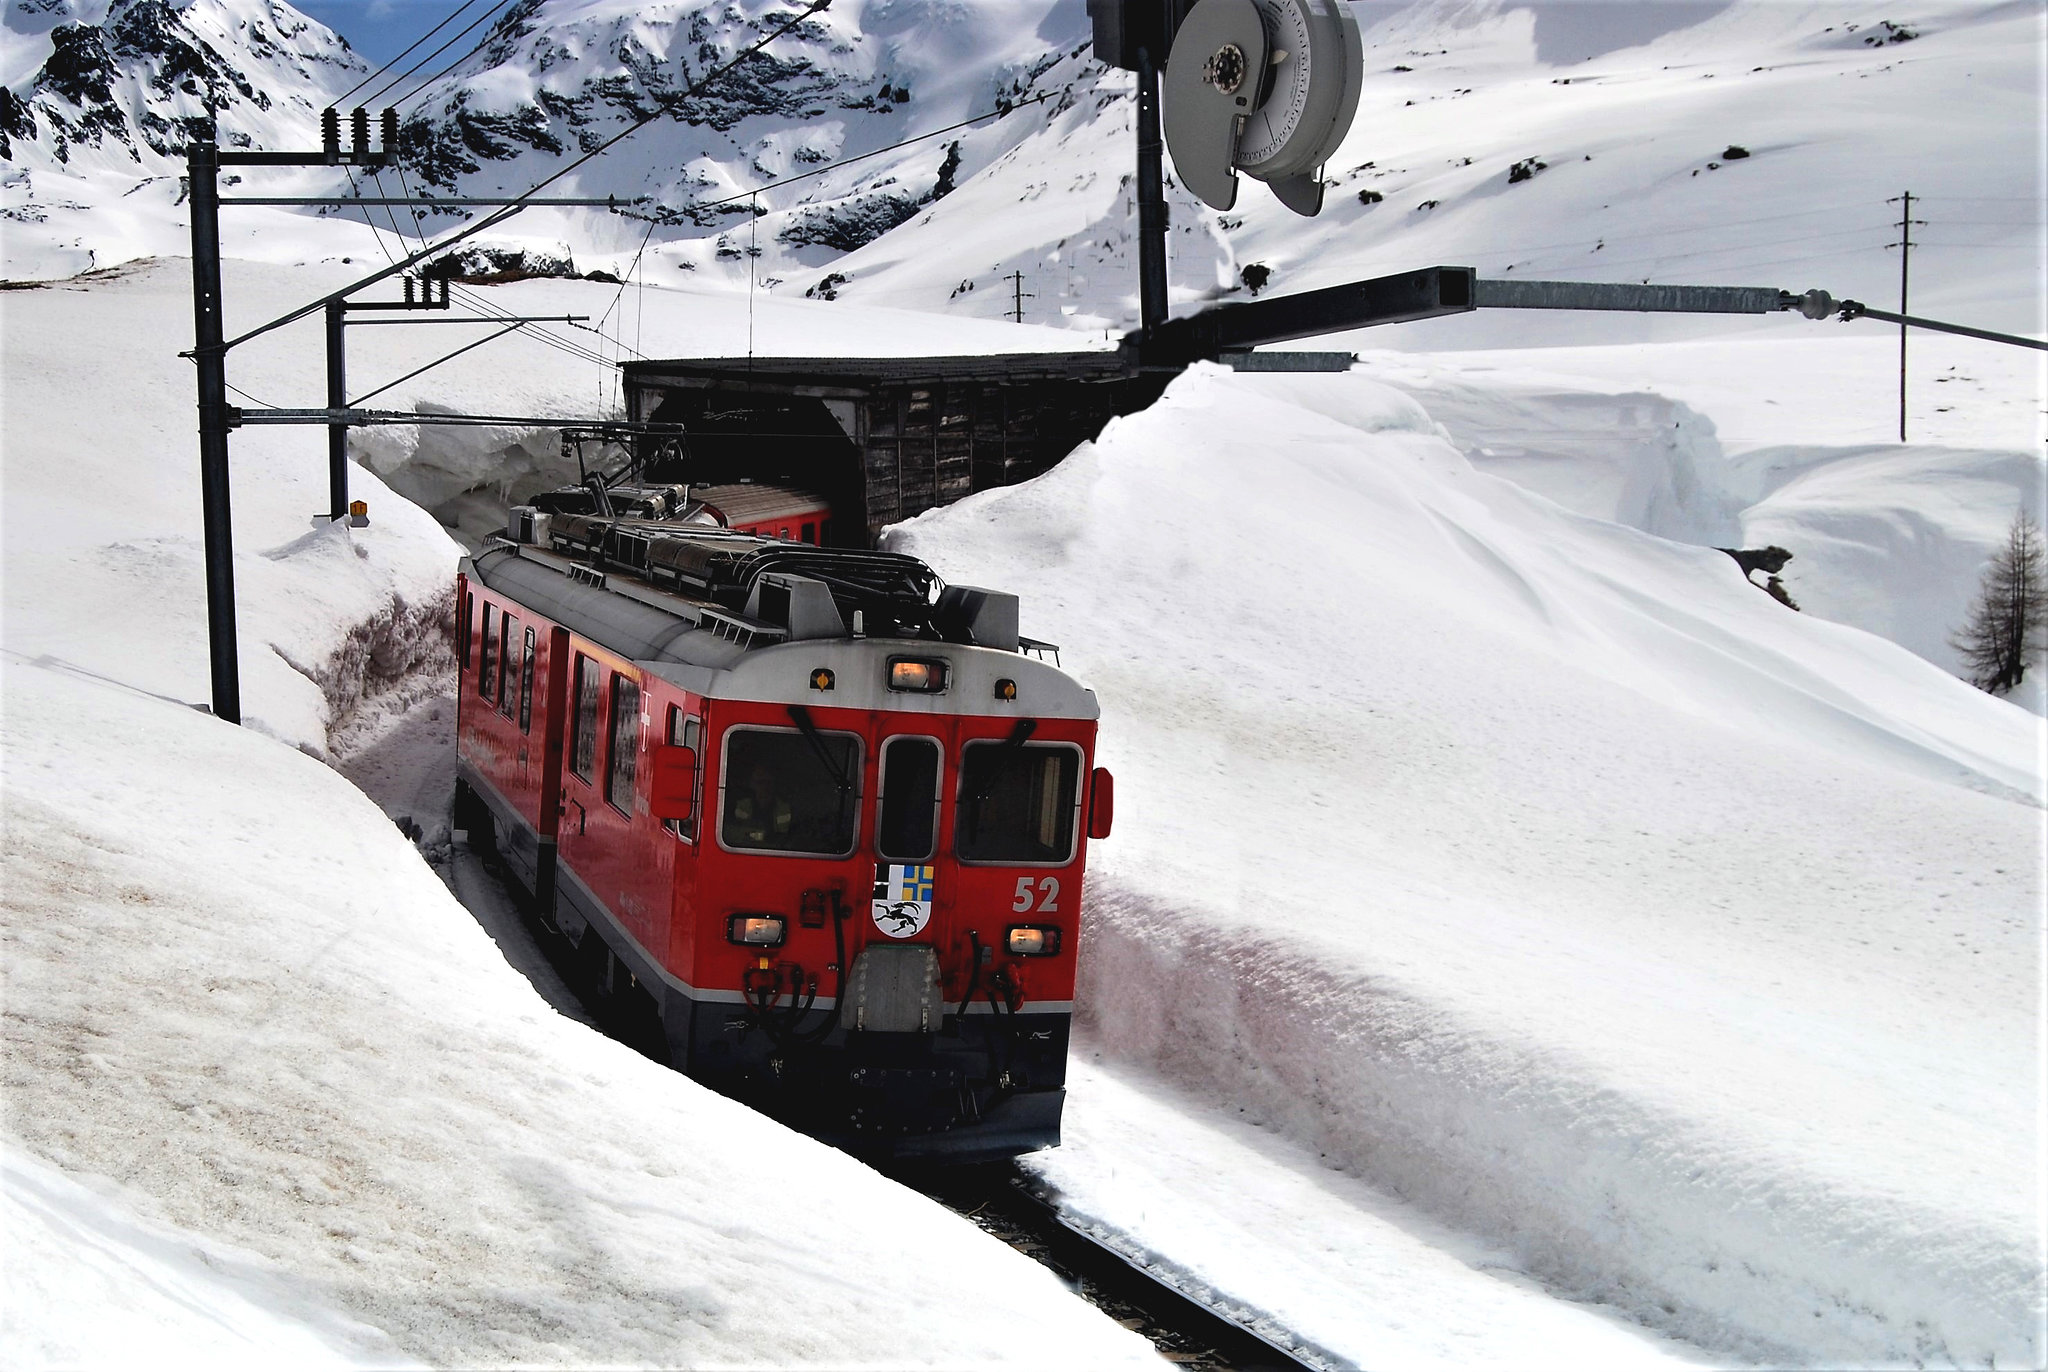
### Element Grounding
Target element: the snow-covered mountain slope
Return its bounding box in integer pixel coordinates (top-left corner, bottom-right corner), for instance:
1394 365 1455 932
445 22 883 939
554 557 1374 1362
888 362 2043 1367
8 0 2041 344
1 0 368 275
805 0 2047 338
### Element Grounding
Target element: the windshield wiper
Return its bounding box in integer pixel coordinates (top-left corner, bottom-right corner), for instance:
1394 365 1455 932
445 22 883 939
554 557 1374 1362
963 718 1038 841
787 704 852 794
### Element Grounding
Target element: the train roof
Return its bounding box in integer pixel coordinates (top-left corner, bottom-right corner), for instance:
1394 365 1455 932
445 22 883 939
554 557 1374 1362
463 509 1096 718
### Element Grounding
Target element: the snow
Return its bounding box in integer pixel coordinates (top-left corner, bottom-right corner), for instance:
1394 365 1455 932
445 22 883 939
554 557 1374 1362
0 663 1160 1368
2 1145 422 1369
887 361 2044 1366
0 256 1095 754
1357 337 2047 695
1029 1052 1721 1370
0 260 1163 1366
5 0 2045 1361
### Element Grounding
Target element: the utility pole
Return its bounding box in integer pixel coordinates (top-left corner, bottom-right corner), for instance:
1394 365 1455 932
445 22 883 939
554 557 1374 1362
1886 191 1925 443
325 299 348 520
1134 43 1169 333
1005 270 1032 323
187 137 241 724
184 107 613 724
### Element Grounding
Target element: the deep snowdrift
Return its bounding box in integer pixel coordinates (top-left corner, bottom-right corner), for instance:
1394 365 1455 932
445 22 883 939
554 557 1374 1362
1359 342 2048 699
888 363 2043 1367
0 663 1158 1367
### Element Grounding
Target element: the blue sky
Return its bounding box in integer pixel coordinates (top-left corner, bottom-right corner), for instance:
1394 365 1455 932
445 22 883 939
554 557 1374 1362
297 0 510 74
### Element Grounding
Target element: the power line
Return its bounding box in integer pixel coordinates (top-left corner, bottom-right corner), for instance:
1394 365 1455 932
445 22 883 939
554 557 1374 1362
225 0 836 353
361 0 519 108
393 20 517 109
332 0 495 107
1502 225 1883 277
337 163 621 387
625 89 1055 224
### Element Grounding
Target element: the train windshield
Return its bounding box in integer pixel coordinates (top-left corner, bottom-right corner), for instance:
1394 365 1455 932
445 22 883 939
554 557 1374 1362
720 727 861 855
956 741 1081 865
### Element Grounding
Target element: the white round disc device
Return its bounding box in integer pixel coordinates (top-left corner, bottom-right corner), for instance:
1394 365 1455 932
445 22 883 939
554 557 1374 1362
1161 0 1362 216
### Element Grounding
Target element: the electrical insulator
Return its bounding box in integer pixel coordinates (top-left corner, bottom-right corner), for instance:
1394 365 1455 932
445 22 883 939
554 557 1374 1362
380 108 398 155
321 107 339 162
350 106 370 159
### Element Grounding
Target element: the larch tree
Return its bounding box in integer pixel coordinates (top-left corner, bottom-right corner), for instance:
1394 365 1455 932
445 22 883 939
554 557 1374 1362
1951 508 2047 696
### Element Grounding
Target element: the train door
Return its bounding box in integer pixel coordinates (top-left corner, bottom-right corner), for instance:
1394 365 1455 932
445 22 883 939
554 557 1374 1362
873 730 945 940
533 624 571 911
658 702 705 977
553 647 671 965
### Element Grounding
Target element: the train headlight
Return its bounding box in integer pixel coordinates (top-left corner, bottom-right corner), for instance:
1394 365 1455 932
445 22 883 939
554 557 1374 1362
888 658 949 693
727 914 787 948
1006 925 1061 957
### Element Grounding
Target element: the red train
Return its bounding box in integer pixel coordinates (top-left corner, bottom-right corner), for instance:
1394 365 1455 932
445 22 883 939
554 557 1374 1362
453 503 1112 1162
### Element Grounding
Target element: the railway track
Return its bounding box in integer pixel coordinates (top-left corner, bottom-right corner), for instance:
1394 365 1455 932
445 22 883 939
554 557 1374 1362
914 1164 1334 1371
442 836 1331 1370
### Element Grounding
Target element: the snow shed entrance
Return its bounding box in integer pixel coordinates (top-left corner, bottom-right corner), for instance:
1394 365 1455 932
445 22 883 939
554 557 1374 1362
621 353 1162 546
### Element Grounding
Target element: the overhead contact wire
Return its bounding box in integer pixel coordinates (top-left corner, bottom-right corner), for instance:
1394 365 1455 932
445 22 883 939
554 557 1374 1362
361 0 520 109
332 0 495 107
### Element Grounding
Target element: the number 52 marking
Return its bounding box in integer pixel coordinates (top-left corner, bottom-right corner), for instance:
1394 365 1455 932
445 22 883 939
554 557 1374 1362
1012 876 1059 913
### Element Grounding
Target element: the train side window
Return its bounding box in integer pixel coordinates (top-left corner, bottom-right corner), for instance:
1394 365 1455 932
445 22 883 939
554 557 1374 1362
458 592 472 667
719 726 861 856
877 737 941 862
518 626 536 732
605 674 641 814
665 707 701 840
570 655 600 781
498 614 518 716
801 521 816 544
478 603 496 697
956 741 1082 865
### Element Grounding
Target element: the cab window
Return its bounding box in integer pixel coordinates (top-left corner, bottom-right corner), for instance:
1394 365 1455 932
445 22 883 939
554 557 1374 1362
666 707 701 840
478 603 496 697
497 614 518 716
570 655 600 781
518 627 536 733
877 737 940 862
720 726 860 856
957 741 1081 865
605 674 640 813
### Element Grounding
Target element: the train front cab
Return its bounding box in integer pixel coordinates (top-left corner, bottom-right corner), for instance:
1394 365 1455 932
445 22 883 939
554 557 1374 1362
667 649 1107 1164
454 575 1111 1164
